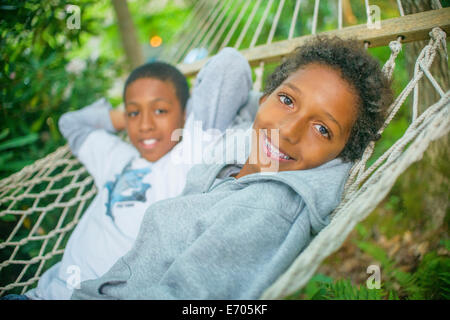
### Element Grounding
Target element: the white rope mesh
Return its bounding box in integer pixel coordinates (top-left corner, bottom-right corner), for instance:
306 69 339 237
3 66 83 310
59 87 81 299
0 0 448 299
219 0 251 50
0 145 96 295
197 0 233 51
171 0 220 63
312 0 320 35
208 0 244 54
234 0 262 49
160 0 207 61
289 0 303 38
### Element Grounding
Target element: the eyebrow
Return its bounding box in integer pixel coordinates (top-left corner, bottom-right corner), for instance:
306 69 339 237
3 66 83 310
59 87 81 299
126 98 173 107
284 81 343 135
284 82 302 96
324 110 343 135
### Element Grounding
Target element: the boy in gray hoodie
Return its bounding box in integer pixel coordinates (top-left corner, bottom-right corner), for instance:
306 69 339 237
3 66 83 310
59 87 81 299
71 36 393 300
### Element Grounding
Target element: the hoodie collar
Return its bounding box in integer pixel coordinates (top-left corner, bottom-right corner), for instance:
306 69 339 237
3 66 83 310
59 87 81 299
202 158 352 232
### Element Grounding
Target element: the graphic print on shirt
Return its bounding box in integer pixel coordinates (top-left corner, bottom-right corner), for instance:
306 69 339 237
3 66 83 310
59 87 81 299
104 162 151 220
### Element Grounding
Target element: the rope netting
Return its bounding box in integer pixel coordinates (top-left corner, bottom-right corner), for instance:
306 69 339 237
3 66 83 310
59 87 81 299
0 1 448 298
0 146 96 295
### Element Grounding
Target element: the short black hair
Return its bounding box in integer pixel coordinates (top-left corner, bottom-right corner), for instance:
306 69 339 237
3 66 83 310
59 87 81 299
123 61 190 110
264 36 394 162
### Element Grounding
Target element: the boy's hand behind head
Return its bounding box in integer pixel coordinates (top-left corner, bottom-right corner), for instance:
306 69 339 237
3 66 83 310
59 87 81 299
110 109 127 132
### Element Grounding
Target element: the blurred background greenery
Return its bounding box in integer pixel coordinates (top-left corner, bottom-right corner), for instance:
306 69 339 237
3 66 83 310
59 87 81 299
0 0 448 299
0 0 193 177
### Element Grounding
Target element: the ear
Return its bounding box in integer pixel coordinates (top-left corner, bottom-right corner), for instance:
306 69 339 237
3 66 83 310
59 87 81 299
180 109 186 129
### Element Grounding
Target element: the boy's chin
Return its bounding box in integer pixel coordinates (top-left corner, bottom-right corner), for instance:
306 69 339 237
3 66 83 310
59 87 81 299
137 148 167 162
141 154 163 162
136 143 179 163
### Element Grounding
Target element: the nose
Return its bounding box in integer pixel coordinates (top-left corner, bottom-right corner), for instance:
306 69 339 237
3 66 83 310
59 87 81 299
139 109 155 132
279 113 305 145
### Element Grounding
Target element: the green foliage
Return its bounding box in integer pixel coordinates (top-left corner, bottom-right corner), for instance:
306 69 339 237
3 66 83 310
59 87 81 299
130 0 191 51
324 279 387 300
0 129 39 171
354 240 417 294
0 0 121 178
353 238 449 300
290 274 391 300
0 131 39 152
295 247 449 300
1 0 447 300
407 252 450 300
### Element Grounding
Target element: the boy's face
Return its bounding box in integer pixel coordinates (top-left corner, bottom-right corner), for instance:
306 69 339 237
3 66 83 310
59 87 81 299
249 63 358 173
125 77 185 162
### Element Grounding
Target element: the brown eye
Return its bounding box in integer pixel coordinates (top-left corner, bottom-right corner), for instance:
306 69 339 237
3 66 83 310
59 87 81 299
154 109 167 115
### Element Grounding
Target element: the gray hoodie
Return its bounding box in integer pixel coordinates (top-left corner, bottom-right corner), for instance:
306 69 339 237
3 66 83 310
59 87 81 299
71 154 352 300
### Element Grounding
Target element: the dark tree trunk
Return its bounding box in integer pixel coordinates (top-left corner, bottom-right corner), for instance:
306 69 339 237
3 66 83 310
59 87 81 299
111 0 144 70
400 0 449 231
401 0 449 111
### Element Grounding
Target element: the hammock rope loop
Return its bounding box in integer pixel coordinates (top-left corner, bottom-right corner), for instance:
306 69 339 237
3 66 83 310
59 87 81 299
342 28 447 201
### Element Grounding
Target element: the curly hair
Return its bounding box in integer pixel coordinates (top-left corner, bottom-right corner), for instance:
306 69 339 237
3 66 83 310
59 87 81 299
263 36 394 162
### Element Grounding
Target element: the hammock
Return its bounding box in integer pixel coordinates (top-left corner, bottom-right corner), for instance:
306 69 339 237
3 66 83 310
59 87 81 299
1 1 449 298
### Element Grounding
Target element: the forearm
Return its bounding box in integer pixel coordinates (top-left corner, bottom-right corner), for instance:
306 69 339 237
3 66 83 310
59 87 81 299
232 90 263 126
58 98 116 155
189 47 253 131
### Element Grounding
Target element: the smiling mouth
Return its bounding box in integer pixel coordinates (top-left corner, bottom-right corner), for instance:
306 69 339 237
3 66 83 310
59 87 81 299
262 133 294 161
139 138 159 149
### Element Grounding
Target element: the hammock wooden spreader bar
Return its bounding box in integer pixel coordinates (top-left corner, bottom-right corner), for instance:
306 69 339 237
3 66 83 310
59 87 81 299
178 7 450 76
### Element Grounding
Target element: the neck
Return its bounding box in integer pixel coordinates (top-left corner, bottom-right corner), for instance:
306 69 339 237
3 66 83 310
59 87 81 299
234 160 259 179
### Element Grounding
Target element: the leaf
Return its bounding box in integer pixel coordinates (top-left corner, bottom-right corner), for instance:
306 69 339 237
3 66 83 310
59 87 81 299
0 160 34 171
0 128 10 140
310 287 328 300
0 151 14 165
47 116 61 141
354 240 394 268
0 133 39 151
304 273 333 299
440 239 450 251
23 217 31 229
355 223 369 239
388 290 399 300
0 214 17 222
